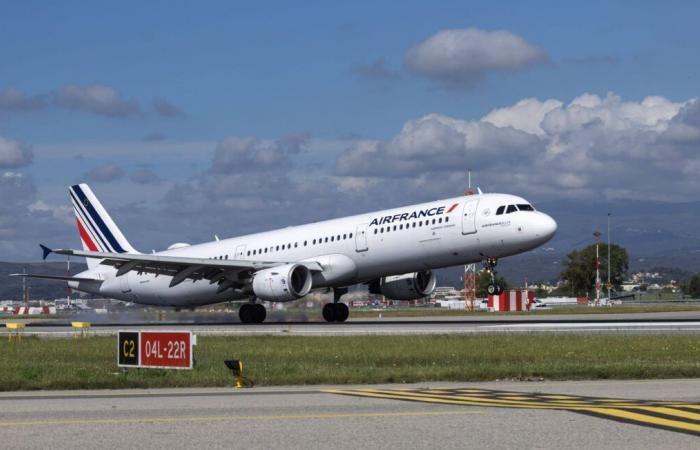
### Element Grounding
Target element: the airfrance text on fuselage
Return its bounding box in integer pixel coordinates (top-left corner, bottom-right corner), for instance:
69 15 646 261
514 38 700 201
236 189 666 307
370 206 447 226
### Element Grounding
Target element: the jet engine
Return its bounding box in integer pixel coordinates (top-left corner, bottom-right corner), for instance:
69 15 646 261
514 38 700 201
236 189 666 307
251 263 313 302
369 271 437 300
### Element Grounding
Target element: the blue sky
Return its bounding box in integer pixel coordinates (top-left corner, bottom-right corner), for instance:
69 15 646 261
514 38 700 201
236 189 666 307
1 1 699 260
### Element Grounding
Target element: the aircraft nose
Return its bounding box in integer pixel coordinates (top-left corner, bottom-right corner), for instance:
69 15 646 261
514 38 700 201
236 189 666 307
536 213 557 242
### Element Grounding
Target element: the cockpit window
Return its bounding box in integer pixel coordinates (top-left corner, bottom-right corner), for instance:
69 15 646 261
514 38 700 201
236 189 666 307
506 205 518 214
496 205 505 215
517 204 535 211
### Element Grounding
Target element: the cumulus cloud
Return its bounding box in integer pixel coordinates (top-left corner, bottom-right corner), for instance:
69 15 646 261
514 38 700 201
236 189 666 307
405 28 548 86
210 133 309 173
351 58 400 81
335 92 699 202
0 87 48 111
130 168 162 185
143 132 168 142
83 163 125 183
0 136 33 168
55 85 141 117
152 97 184 117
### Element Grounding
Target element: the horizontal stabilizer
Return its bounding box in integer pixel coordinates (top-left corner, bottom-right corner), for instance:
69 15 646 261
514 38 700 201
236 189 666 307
9 273 101 283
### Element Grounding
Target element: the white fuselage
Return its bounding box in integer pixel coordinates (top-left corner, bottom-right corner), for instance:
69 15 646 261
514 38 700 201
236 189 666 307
70 193 557 306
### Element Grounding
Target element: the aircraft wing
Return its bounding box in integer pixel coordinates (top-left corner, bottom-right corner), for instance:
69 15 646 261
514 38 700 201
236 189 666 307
9 273 102 283
40 245 323 289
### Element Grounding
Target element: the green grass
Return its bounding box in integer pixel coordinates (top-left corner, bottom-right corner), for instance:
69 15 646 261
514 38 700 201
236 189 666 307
350 304 700 318
1 334 699 391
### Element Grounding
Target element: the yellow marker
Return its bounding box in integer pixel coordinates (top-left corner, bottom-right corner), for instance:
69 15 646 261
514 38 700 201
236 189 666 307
235 361 244 389
71 321 91 338
6 322 25 342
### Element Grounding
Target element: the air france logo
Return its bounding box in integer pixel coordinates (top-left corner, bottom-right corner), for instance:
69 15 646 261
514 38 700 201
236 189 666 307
370 203 459 226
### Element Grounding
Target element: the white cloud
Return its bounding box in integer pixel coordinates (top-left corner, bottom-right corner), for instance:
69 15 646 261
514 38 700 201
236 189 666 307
335 92 699 202
82 163 125 183
0 87 48 111
152 97 184 117
0 136 33 168
405 28 548 86
55 85 141 117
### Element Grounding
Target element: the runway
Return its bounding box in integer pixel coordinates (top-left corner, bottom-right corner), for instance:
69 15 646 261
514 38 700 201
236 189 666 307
3 311 700 337
1 379 698 449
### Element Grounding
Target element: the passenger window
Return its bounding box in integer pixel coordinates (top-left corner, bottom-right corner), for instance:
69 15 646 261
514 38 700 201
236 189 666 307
438 218 442 223
247 251 250 256
393 225 397 231
496 206 505 215
507 205 517 214
374 229 378 234
343 234 347 239
445 217 449 223
325 237 328 243
349 233 353 238
380 227 384 233
432 219 436 224
294 242 298 248
399 224 403 230
304 240 307 246
517 204 534 211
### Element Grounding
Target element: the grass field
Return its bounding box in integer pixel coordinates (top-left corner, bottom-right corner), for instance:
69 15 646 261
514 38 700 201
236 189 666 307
1 334 699 391
350 304 700 318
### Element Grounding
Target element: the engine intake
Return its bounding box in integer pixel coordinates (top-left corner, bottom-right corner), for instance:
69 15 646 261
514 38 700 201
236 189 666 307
251 263 313 302
370 271 437 300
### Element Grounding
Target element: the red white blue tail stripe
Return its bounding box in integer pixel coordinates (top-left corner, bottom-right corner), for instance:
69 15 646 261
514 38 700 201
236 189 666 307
69 184 138 254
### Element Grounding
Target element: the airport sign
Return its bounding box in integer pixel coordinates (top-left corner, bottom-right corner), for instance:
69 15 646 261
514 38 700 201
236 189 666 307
118 330 195 369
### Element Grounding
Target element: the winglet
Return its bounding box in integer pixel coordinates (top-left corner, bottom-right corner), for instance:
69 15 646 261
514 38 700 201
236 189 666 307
39 244 53 260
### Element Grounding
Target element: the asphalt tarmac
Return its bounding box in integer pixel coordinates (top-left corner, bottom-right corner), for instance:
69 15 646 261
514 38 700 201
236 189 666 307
1 379 698 449
3 311 700 337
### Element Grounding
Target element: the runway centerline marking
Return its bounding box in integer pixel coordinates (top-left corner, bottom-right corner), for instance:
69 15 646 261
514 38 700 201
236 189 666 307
0 410 482 428
325 387 700 436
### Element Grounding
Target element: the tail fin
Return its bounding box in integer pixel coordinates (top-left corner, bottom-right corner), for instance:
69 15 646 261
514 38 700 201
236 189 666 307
69 184 139 269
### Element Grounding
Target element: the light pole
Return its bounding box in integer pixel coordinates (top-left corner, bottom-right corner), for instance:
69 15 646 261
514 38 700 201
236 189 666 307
594 230 601 306
607 213 611 304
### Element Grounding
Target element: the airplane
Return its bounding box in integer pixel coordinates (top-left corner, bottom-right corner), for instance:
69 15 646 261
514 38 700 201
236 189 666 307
13 184 557 323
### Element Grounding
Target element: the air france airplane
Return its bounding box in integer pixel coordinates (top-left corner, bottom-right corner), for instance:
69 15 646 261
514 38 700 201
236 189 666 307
15 184 556 323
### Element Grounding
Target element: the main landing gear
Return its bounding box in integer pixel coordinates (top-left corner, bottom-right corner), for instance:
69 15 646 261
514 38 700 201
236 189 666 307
323 287 349 323
239 301 266 324
484 257 503 295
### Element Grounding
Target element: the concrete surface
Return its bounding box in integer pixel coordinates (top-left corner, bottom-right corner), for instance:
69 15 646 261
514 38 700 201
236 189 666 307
1 379 698 449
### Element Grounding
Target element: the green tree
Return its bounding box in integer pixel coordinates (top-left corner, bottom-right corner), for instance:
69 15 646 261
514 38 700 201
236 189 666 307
687 273 700 299
560 244 629 297
476 270 509 297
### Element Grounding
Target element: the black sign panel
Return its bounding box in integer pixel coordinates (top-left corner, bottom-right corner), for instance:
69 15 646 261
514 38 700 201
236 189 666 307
118 331 140 367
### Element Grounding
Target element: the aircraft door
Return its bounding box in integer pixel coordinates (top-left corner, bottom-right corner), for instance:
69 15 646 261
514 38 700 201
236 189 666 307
461 199 479 235
355 223 368 252
234 244 246 259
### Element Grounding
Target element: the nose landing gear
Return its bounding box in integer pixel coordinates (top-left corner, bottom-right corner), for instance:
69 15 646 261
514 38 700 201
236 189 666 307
484 257 503 295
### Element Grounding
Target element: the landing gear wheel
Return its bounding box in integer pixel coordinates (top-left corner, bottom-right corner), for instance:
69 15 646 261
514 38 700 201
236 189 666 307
335 303 349 322
239 304 254 324
487 284 503 295
252 303 266 323
322 303 336 322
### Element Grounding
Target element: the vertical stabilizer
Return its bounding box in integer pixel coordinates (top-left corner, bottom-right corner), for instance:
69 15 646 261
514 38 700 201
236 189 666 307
69 184 139 269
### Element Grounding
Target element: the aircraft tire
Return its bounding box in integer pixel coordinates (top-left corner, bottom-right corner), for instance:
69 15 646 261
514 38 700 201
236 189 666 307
487 284 497 295
239 304 254 324
253 303 266 323
322 303 336 322
335 303 349 322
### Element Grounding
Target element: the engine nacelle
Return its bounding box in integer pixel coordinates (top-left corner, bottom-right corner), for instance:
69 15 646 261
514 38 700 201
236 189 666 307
370 271 437 300
251 263 313 302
